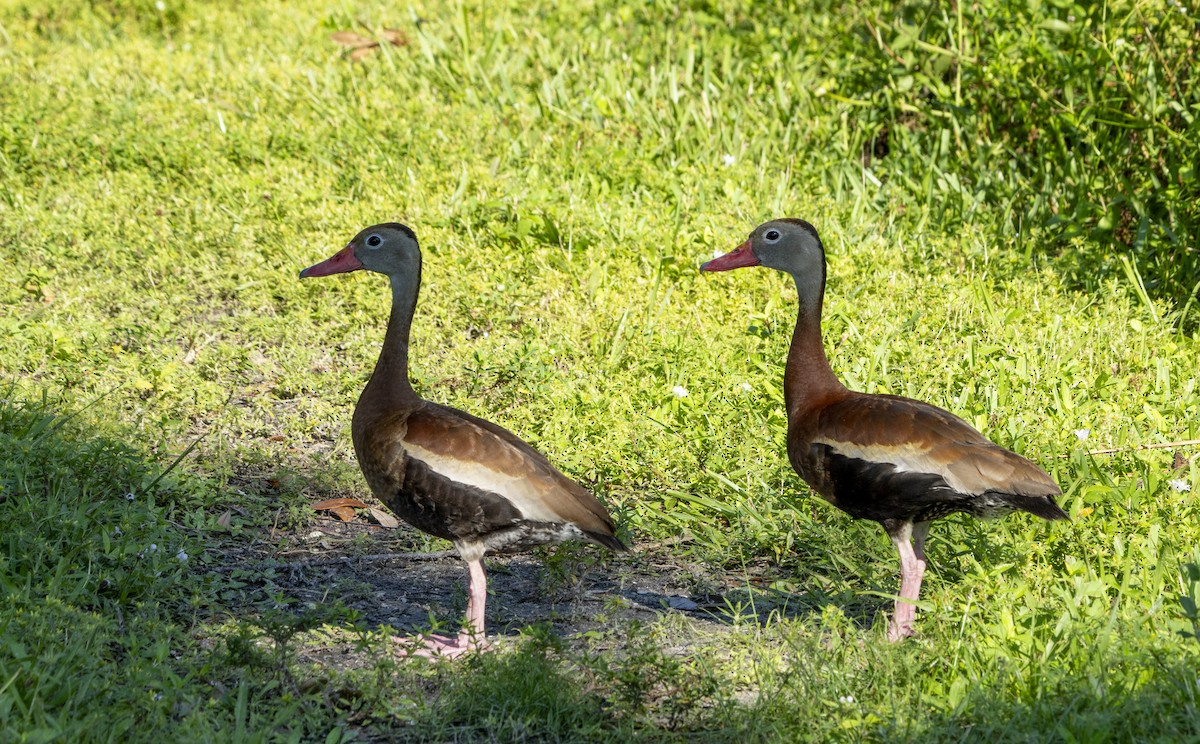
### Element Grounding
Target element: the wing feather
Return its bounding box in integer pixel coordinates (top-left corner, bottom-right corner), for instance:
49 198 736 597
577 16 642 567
400 404 620 538
813 394 1060 498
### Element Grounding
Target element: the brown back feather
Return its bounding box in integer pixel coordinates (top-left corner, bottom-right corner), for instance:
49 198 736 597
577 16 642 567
400 404 624 545
814 394 1061 498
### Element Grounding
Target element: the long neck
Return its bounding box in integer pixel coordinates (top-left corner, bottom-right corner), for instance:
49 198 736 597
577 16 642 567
784 273 847 420
363 270 421 403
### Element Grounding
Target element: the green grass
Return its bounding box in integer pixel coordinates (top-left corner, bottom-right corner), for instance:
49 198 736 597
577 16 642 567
2 0 1199 740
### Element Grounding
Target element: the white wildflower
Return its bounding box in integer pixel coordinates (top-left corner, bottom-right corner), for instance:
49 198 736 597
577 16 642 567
155 0 165 11
1168 479 1191 493
177 549 189 562
1073 429 1090 441
125 492 136 501
839 695 855 704
148 543 158 553
722 153 736 167
739 382 752 392
815 86 828 97
672 385 689 398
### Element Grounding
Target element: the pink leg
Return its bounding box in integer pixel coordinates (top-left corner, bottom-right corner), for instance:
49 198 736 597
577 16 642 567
462 557 488 642
393 558 490 659
886 521 930 642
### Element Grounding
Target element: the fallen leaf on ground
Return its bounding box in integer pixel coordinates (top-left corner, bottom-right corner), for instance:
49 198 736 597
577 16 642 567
379 28 409 46
369 507 400 528
331 31 376 48
332 28 408 61
311 497 369 511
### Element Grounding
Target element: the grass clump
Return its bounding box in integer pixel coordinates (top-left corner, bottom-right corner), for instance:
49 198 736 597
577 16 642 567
2 0 1200 740
0 394 187 739
799 1 1200 310
0 394 363 742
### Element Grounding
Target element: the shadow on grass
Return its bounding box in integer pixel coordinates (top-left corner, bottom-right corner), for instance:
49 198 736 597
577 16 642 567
240 533 893 642
0 392 348 740
624 582 885 631
0 391 658 738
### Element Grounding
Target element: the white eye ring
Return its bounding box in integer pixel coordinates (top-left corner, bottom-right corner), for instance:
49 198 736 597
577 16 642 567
365 234 383 248
763 229 782 244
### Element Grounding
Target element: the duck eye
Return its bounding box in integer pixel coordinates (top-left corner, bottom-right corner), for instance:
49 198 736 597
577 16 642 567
366 234 383 248
764 229 782 243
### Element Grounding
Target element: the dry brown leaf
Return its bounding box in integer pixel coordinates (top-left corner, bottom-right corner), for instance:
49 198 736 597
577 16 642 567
368 507 400 528
216 510 233 528
310 497 368 511
331 30 376 48
380 28 409 46
348 46 377 62
330 506 357 522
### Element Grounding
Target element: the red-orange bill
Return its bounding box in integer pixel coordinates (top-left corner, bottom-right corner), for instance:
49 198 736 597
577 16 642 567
300 243 363 278
701 240 760 272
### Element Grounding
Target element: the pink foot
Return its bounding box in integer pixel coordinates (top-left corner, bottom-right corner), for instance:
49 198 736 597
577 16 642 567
391 631 489 659
886 620 915 643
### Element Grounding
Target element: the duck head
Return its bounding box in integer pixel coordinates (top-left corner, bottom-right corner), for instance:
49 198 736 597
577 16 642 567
701 218 824 277
300 223 421 279
701 218 828 310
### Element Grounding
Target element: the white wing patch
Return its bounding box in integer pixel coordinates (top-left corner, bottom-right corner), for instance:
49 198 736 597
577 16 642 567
403 441 562 523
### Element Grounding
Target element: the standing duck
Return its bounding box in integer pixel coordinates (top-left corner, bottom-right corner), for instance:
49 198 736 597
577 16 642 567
701 218 1067 641
301 223 627 657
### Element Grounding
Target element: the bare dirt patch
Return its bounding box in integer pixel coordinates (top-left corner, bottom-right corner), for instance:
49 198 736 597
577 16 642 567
200 515 878 666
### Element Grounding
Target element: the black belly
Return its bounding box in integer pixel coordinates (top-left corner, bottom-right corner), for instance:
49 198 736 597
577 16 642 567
376 456 524 543
813 445 1013 525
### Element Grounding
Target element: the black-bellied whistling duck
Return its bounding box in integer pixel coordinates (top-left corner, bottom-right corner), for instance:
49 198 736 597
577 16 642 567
300 223 627 657
701 218 1068 641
